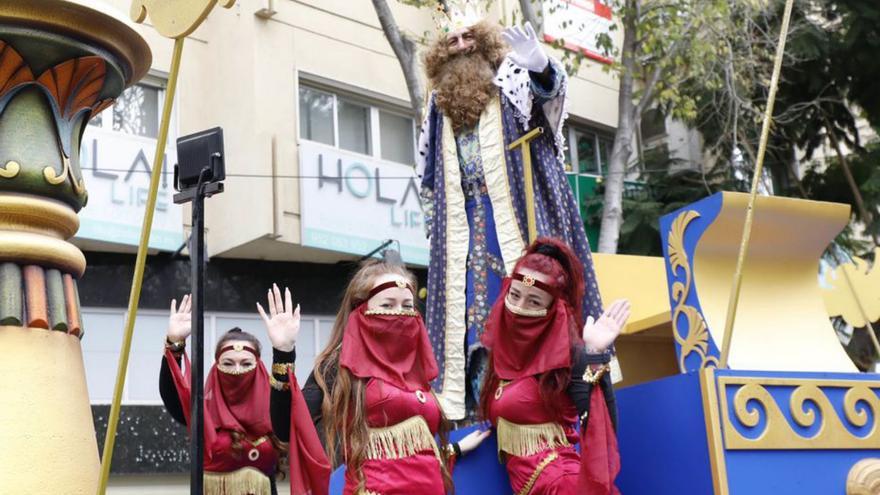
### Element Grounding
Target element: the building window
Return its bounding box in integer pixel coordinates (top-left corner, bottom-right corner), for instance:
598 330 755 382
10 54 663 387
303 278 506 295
298 85 335 146
380 110 415 165
560 123 615 251
640 107 667 143
112 84 160 138
88 81 168 140
337 99 372 155
298 82 416 166
563 124 614 176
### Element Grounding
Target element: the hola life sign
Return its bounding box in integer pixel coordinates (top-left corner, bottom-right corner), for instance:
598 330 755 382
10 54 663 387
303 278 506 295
298 141 429 266
76 126 183 251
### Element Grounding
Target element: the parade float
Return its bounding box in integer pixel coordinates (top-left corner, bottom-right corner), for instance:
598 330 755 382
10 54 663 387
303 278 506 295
615 192 880 494
0 1 877 494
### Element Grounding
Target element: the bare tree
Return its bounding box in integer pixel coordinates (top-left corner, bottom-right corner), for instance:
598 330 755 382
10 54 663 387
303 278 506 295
372 0 427 123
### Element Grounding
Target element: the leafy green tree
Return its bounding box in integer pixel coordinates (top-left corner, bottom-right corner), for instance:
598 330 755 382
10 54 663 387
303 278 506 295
584 161 738 256
589 1 754 254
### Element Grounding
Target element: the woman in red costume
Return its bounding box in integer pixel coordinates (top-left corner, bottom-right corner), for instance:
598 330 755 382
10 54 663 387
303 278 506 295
480 238 631 495
160 291 330 495
269 259 490 495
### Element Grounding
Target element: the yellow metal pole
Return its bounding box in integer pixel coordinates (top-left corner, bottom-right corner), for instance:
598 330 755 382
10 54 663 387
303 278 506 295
508 127 544 243
719 0 795 369
97 36 185 494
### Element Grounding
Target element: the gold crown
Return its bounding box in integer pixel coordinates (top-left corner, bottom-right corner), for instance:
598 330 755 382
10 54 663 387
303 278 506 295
432 0 487 33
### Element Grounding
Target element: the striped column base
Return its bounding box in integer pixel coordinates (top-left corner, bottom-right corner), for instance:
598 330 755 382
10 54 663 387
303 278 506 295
0 262 84 337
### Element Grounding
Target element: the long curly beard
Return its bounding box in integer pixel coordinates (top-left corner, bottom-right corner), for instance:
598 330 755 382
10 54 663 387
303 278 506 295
433 52 498 133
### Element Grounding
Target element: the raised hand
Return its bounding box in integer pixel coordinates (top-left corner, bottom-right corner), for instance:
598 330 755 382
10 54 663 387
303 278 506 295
582 299 631 354
167 294 192 343
257 283 300 353
502 22 549 72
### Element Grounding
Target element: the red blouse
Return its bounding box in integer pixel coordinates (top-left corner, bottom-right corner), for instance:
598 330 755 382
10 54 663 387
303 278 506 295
343 378 446 495
487 376 583 495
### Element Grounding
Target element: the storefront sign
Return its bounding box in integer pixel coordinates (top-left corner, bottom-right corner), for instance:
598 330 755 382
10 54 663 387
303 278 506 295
298 141 429 266
77 126 184 251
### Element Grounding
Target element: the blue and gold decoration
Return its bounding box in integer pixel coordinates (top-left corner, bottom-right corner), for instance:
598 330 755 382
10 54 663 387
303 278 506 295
617 191 880 495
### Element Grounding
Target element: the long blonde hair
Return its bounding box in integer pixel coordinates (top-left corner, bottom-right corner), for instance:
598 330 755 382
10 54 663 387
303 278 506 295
313 259 453 493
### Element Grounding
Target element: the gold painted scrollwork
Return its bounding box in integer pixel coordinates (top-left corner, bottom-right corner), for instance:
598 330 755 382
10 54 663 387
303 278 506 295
720 376 880 449
42 155 70 185
668 210 719 372
41 155 86 197
0 160 20 178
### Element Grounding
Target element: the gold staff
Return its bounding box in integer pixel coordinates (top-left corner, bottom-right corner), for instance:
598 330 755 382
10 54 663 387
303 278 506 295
719 0 796 369
97 1 236 492
508 127 544 243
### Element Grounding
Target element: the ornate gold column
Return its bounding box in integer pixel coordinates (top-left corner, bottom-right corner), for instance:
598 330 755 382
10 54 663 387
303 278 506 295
0 1 150 492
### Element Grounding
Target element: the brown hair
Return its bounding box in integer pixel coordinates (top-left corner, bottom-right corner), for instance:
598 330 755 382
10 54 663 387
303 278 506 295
314 259 453 493
424 20 510 132
424 20 508 82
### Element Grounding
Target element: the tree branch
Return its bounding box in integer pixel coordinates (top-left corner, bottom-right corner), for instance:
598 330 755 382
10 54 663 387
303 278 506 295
518 0 541 29
371 0 426 122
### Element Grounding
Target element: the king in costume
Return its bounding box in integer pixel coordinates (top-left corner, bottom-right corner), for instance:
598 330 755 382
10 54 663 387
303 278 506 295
417 1 603 419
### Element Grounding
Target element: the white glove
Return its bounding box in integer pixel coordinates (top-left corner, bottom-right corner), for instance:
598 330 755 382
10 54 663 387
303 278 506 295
502 22 549 73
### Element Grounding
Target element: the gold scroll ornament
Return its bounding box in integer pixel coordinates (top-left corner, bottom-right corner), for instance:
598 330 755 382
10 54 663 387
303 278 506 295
667 209 719 372
718 376 880 450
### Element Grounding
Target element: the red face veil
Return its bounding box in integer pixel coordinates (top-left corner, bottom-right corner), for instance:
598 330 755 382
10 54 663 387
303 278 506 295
481 276 573 379
204 343 272 439
339 282 439 391
164 341 273 468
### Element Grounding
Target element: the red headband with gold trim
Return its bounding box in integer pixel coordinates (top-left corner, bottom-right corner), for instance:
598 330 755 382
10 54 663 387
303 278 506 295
367 279 416 300
511 272 558 298
215 342 260 360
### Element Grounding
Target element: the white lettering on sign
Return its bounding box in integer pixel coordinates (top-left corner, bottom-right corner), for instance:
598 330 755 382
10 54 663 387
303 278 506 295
299 141 429 266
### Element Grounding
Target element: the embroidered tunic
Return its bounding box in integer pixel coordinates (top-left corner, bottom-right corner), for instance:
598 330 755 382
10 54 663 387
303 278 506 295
485 350 617 495
271 349 449 495
343 378 446 495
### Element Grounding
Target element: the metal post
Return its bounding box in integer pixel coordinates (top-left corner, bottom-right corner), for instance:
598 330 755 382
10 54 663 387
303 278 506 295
189 168 210 494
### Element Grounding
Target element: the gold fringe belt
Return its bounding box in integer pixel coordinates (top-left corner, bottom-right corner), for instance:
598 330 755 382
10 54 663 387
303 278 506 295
496 417 570 458
366 415 440 461
204 466 271 495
